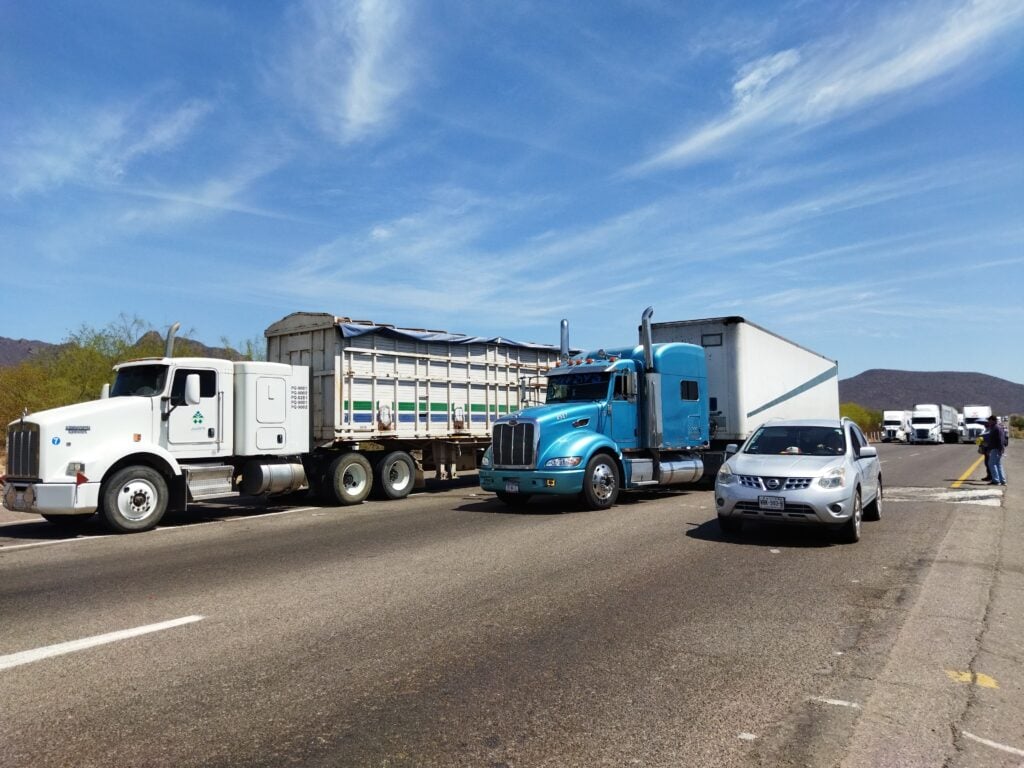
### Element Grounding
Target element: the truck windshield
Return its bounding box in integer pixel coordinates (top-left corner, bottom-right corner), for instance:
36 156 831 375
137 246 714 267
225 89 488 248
911 416 936 425
546 372 611 403
111 364 169 397
883 420 901 426
745 425 846 456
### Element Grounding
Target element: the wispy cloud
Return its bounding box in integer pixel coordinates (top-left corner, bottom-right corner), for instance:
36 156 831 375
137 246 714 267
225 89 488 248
632 0 1024 172
282 0 418 144
2 99 213 196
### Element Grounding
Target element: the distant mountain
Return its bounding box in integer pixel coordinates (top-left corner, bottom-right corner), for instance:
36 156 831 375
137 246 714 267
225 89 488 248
0 333 243 367
0 338 57 367
840 369 1024 415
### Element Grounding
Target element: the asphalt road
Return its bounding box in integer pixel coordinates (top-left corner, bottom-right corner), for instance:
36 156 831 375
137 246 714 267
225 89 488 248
0 442 1020 767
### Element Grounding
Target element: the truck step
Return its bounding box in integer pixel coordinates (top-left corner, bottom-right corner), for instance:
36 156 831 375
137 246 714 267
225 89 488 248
185 465 236 500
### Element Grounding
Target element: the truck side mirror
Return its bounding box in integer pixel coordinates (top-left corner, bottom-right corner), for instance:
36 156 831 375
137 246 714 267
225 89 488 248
100 383 110 399
185 374 201 406
626 372 637 399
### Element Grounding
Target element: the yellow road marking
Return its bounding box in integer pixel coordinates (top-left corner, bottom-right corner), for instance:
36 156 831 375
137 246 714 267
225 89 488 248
945 670 999 688
951 455 986 489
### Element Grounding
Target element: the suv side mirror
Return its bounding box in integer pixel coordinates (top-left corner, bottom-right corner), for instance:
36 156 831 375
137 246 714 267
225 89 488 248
725 443 739 456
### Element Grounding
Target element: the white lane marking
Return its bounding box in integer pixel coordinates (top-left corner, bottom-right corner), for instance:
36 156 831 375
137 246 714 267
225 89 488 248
909 453 920 457
738 732 757 741
225 506 318 522
0 506 322 551
809 696 862 709
885 487 1003 507
769 549 781 554
0 615 204 672
961 730 1024 757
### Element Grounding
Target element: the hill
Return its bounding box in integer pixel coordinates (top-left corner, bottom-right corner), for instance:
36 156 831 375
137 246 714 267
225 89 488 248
0 333 244 367
0 337 57 367
839 369 1024 415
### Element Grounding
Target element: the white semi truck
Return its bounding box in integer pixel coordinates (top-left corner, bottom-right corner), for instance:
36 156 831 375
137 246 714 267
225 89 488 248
909 403 960 444
2 313 561 532
648 316 840 479
881 410 912 442
962 404 993 442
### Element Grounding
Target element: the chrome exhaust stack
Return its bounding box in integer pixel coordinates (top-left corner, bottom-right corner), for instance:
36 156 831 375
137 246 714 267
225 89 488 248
560 319 570 362
641 306 655 371
165 322 181 358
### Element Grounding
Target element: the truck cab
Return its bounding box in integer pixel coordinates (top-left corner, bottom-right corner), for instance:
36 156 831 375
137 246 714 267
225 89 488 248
479 309 708 509
3 352 310 532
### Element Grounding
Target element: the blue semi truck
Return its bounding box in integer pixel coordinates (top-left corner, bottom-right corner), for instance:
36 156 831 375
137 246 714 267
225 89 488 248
478 307 840 509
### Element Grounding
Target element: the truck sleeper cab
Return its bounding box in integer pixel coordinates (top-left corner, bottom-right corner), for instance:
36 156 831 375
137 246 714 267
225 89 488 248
479 323 708 509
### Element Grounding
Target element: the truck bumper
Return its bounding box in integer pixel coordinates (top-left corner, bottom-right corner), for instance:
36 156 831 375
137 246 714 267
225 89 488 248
2 481 101 516
479 468 585 496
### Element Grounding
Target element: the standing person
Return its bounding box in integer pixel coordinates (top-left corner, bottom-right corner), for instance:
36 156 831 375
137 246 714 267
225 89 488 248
978 430 992 482
985 415 1007 486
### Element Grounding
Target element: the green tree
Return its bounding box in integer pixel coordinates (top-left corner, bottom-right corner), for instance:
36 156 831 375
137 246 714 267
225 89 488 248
840 402 883 436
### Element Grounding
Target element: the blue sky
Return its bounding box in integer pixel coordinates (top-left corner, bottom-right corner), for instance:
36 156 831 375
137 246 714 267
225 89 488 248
1 0 1022 383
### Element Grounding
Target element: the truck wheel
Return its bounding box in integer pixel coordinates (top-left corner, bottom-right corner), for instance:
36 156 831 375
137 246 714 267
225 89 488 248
863 478 882 521
100 466 168 533
496 491 532 507
837 490 862 544
580 454 619 510
328 453 373 506
374 451 415 500
718 515 743 536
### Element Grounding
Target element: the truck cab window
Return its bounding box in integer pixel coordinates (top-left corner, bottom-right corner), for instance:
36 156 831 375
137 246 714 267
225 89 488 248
546 372 611 403
680 380 699 401
111 364 169 397
171 369 216 403
613 374 630 400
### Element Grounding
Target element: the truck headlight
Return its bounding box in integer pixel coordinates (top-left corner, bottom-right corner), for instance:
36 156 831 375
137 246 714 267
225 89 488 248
544 456 582 468
717 465 737 486
480 447 493 469
818 467 846 489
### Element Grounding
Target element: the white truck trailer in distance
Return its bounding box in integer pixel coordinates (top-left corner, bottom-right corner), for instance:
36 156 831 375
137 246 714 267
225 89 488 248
3 313 562 532
910 403 960 444
649 316 840 478
882 410 912 442
962 404 993 442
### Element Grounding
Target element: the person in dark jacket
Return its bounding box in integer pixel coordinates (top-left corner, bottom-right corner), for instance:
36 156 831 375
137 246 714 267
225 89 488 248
985 415 1007 486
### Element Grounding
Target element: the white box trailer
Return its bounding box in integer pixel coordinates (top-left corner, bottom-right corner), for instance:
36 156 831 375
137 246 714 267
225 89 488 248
265 312 561 483
649 316 839 476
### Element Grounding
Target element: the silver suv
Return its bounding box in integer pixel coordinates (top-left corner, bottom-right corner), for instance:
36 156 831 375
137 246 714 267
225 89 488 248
715 418 882 543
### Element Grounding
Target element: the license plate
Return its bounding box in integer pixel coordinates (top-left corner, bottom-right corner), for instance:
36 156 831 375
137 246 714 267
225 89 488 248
504 480 519 494
758 495 785 511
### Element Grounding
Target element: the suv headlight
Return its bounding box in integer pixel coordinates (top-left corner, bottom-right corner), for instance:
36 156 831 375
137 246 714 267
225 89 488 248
480 447 493 469
818 466 846 489
717 464 737 486
544 456 582 468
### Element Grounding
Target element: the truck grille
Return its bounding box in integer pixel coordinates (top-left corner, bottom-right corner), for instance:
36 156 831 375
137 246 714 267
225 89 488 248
493 422 536 468
6 423 40 479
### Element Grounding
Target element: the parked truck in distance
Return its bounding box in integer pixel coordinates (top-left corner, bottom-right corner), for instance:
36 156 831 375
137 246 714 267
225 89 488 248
962 404 993 442
909 403 960 444
2 313 562 532
478 308 840 509
882 410 912 443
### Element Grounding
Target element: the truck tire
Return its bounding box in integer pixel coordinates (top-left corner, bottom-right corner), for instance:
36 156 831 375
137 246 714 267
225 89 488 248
374 451 415 500
496 491 532 507
837 490 862 544
863 478 882 521
100 466 168 533
580 454 619 510
328 453 373 506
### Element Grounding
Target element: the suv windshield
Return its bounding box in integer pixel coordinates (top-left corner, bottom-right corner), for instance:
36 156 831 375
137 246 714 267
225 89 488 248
111 364 169 397
546 372 610 403
745 425 846 456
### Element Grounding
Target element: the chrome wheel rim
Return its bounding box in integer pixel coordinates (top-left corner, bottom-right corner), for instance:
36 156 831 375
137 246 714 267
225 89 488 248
387 460 412 492
343 464 368 495
117 479 159 522
590 462 616 502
